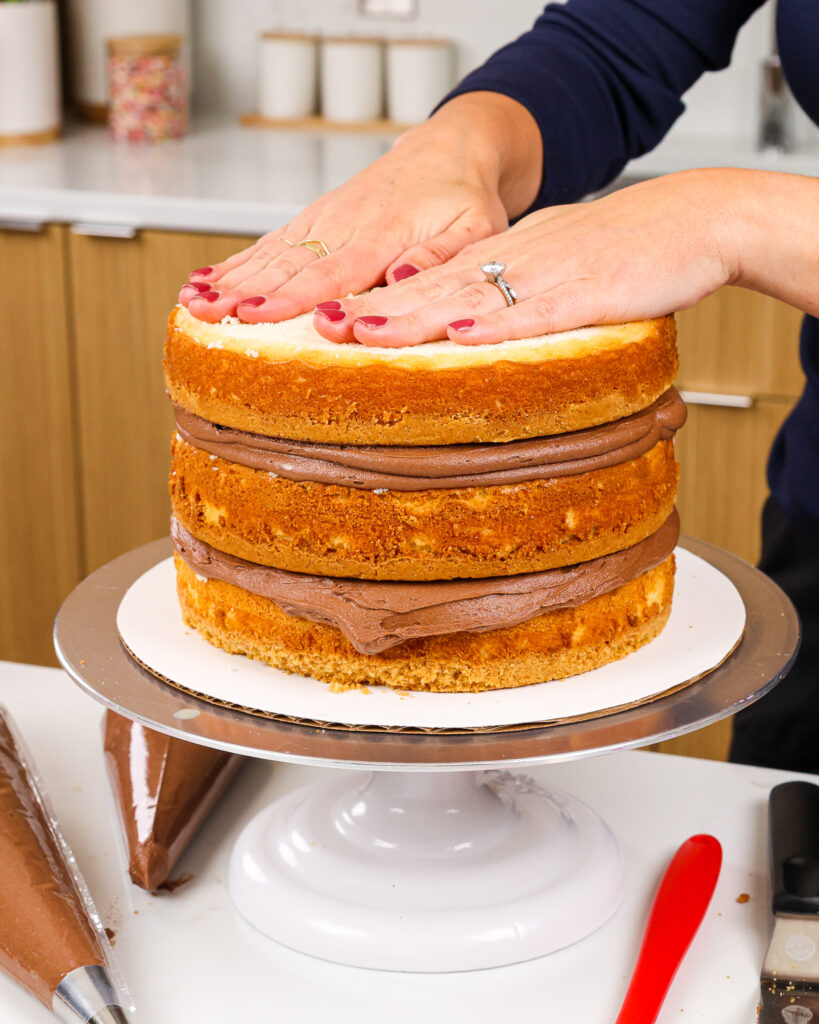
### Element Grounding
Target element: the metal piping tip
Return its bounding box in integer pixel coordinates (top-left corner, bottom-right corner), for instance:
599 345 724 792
53 964 130 1023
87 1007 130 1024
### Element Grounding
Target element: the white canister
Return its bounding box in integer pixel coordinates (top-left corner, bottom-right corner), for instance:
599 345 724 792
258 32 318 120
320 37 384 123
65 0 189 119
386 38 454 125
0 0 60 143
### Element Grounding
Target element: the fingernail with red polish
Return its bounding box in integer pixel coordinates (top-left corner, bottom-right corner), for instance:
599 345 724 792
316 309 346 323
393 264 419 281
315 300 342 311
191 266 213 277
186 281 211 293
450 319 475 332
200 290 220 302
240 296 266 307
357 316 388 329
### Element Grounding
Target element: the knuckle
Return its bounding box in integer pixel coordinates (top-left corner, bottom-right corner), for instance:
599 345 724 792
459 283 493 309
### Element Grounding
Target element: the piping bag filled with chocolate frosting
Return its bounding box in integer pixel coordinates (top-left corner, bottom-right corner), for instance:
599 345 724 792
103 711 245 890
0 706 131 1023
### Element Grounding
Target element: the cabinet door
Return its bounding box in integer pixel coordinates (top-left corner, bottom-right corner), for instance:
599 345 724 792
677 286 805 398
675 397 794 564
652 396 795 761
0 225 83 665
68 229 256 572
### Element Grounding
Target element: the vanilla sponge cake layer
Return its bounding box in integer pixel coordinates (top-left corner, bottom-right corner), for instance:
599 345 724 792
164 305 678 445
170 433 679 580
174 553 675 693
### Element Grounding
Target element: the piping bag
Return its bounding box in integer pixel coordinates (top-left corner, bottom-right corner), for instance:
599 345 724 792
103 711 245 890
0 705 132 1022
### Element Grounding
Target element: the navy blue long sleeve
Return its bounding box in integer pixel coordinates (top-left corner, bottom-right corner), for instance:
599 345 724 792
444 0 766 206
443 0 819 530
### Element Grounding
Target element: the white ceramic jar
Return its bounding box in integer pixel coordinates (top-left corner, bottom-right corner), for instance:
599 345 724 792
65 0 189 120
258 32 318 120
0 0 61 143
320 37 384 123
386 38 454 124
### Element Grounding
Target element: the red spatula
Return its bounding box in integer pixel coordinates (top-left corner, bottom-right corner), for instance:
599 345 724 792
615 834 722 1024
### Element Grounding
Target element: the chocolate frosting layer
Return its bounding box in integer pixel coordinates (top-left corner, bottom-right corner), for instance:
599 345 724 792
174 389 686 491
103 712 245 891
173 512 679 655
0 710 105 1006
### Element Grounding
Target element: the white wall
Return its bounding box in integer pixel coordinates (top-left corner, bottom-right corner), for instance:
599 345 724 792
192 0 817 146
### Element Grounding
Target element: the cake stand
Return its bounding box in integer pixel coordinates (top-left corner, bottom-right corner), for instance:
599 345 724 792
54 536 798 973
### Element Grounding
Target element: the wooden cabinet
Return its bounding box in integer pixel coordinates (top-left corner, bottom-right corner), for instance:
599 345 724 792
0 225 83 666
650 288 804 762
0 225 254 666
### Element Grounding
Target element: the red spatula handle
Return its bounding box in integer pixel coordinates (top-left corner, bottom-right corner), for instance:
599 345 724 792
614 834 722 1024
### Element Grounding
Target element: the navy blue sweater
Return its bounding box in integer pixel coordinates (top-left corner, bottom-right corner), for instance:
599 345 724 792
445 0 819 529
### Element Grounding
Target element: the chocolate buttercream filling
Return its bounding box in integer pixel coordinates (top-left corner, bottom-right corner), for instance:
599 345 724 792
103 712 245 891
172 511 679 655
173 389 686 491
0 711 105 1006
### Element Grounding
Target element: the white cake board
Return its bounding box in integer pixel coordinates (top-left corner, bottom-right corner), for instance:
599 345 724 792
107 547 746 970
116 548 745 731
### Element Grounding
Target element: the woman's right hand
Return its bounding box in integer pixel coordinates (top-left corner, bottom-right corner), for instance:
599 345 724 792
179 92 542 323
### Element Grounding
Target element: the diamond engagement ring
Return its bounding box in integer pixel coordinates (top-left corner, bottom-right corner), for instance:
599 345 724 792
481 261 518 306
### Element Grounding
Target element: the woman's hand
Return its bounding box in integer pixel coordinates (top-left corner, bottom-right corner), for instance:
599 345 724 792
179 93 542 324
314 169 749 347
314 168 819 347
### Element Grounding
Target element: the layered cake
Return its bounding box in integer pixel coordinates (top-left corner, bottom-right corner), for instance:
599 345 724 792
165 304 684 692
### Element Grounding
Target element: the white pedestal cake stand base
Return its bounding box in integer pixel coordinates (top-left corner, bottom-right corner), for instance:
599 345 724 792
55 537 798 973
229 769 622 971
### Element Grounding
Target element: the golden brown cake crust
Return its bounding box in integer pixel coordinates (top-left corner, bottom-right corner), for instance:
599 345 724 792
174 554 675 693
164 310 678 445
170 434 679 580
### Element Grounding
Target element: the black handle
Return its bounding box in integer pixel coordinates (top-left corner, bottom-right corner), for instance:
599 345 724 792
770 781 819 915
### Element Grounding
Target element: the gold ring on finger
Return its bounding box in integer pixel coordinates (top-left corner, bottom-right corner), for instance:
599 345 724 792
481 260 518 307
298 239 331 259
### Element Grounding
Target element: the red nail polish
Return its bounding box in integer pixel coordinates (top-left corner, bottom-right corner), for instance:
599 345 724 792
191 266 213 277
240 296 266 307
200 290 220 302
187 281 210 293
393 264 419 281
316 300 342 310
357 316 388 328
450 319 475 332
316 309 346 323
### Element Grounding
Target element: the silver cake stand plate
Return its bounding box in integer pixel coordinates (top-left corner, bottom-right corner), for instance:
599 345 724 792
55 537 798 973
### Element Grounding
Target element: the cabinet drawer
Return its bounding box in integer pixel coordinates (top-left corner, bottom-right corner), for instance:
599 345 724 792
677 287 804 398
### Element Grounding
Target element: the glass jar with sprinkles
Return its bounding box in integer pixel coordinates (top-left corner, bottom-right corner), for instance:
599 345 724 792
107 34 187 143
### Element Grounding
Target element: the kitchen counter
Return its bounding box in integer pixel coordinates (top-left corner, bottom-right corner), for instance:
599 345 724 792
0 659 803 1022
0 120 816 236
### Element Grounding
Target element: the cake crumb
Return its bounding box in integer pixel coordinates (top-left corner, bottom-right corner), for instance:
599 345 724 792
104 927 116 946
736 893 750 904
329 681 370 694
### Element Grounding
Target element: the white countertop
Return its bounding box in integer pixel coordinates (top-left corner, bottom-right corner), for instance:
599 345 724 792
0 659 807 1023
0 120 815 236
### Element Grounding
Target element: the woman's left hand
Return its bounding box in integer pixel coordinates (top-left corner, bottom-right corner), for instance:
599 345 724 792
313 168 742 347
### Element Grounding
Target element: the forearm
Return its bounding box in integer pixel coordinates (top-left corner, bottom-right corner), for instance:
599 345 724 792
403 92 542 219
727 169 819 316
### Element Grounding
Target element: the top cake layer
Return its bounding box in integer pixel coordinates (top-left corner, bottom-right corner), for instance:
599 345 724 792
164 304 678 444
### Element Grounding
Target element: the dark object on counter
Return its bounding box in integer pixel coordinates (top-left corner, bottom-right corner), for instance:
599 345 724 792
614 834 721 1024
759 781 819 1022
103 711 245 890
0 706 129 1022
